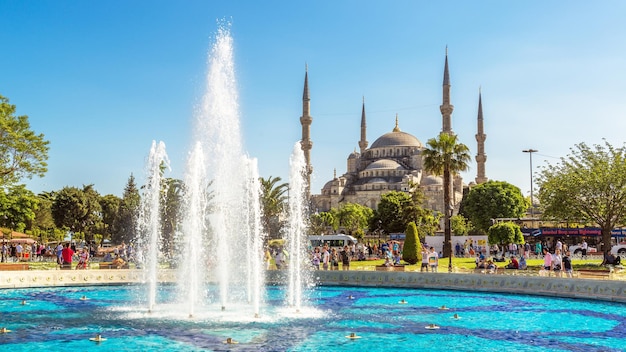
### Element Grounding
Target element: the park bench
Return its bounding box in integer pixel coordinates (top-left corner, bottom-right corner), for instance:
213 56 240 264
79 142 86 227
0 263 30 271
576 269 611 279
375 265 405 272
98 262 129 269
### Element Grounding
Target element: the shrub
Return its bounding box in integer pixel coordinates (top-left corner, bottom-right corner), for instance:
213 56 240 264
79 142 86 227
402 222 421 264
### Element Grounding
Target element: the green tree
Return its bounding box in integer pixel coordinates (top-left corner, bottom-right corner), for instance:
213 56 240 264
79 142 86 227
402 221 421 264
0 94 50 186
372 191 412 234
488 222 524 246
461 181 528 234
98 194 121 242
0 184 39 232
31 192 56 241
259 176 288 239
422 132 471 258
51 185 102 241
51 186 87 235
81 184 103 242
113 174 140 244
537 140 626 250
450 214 469 236
309 211 338 235
336 202 373 239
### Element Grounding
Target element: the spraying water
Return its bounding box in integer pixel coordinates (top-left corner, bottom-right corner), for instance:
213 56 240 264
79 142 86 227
181 25 266 316
285 142 310 312
138 140 169 313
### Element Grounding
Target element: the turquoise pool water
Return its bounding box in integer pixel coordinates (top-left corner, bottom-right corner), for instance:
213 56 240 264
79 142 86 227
0 285 624 351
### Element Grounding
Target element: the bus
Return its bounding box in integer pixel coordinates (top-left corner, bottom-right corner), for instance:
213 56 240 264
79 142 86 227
308 235 357 251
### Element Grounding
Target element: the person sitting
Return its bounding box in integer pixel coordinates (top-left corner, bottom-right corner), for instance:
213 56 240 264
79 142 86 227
111 254 126 269
518 256 528 270
383 257 392 267
393 251 402 265
486 260 497 273
505 256 519 269
103 252 113 262
601 251 621 266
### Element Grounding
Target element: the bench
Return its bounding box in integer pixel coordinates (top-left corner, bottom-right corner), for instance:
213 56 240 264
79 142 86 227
98 262 129 269
375 265 405 272
577 269 611 278
0 263 30 271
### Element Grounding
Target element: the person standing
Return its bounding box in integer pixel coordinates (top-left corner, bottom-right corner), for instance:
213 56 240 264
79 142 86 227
427 247 439 272
61 243 75 268
16 243 23 261
321 245 330 270
331 248 340 270
562 250 573 278
311 247 321 270
581 240 588 259
56 243 64 265
340 245 350 271
420 247 429 272
542 248 552 276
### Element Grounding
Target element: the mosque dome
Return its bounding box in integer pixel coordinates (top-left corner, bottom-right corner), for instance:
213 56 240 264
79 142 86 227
370 131 422 148
365 159 405 170
370 117 422 148
421 175 443 186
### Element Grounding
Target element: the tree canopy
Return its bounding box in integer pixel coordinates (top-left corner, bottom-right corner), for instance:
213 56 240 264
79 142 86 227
336 202 373 238
259 176 288 238
0 94 50 186
461 180 528 234
488 222 524 245
422 132 471 257
537 140 626 249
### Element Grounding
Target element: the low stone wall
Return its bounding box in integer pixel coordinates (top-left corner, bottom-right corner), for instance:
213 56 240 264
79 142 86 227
0 269 177 289
267 270 626 303
2 269 625 303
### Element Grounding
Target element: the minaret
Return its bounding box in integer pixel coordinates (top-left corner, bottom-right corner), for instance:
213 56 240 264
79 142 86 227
440 47 454 134
475 88 488 184
358 97 368 154
300 66 313 197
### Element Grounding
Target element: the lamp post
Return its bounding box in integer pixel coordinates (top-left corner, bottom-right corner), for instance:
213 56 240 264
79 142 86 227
522 149 538 230
447 204 454 273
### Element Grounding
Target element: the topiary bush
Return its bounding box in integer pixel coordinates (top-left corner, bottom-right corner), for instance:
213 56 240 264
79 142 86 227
402 221 421 264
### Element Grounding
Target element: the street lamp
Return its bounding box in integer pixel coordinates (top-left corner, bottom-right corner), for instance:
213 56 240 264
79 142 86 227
522 149 538 230
447 204 454 273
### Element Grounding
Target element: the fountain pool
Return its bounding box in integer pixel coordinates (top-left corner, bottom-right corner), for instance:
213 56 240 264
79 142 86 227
1 284 625 351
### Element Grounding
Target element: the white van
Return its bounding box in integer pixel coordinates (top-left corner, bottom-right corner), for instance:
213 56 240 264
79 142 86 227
308 235 357 250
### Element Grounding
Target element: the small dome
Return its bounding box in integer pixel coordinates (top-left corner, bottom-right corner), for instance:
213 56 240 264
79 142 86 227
370 131 422 149
348 151 359 159
365 159 405 170
421 175 443 186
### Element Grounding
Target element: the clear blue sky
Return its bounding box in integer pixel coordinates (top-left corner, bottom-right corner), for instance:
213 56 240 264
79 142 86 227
2 1 625 199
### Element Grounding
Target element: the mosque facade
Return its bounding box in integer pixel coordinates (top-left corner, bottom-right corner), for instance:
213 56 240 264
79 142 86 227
301 53 488 215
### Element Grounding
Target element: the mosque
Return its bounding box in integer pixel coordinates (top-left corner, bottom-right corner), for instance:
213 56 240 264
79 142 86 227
299 52 488 215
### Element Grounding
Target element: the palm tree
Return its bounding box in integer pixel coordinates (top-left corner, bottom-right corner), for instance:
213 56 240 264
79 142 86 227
422 132 471 261
259 176 289 238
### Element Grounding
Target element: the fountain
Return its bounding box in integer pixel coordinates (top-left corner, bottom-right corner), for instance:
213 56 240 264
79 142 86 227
285 142 311 311
136 25 269 318
136 140 169 313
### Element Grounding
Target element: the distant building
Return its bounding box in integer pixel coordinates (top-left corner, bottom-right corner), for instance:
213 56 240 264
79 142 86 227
301 52 488 215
